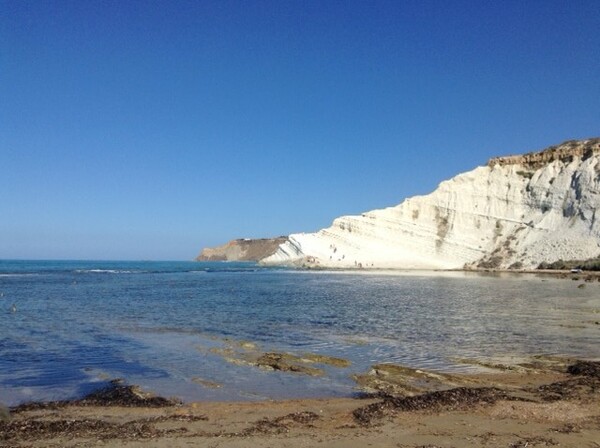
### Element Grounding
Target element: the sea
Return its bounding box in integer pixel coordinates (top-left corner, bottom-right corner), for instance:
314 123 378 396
1 260 599 406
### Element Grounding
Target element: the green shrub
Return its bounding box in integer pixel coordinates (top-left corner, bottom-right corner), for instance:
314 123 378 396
538 257 600 271
516 170 534 179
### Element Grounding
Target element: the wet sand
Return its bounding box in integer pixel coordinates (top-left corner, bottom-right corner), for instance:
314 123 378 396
3 360 599 447
457 267 600 281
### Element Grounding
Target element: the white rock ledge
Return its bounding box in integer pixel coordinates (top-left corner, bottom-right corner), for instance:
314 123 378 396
261 139 600 269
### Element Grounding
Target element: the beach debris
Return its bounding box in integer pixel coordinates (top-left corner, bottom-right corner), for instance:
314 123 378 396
0 407 211 442
78 380 179 407
566 360 600 378
243 411 320 435
508 435 559 447
524 359 600 402
1 409 317 442
551 422 582 434
353 386 507 426
12 380 179 413
532 377 598 402
0 416 171 441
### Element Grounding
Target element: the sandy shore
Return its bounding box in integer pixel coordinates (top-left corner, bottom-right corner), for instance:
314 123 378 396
2 359 599 448
457 268 600 279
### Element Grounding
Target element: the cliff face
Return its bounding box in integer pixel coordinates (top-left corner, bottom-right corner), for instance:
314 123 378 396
262 138 600 269
196 237 288 261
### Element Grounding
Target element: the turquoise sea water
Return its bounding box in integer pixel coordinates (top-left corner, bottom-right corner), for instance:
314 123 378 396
1 260 599 406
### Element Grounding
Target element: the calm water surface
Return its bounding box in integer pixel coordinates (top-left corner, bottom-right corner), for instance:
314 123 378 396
1 260 598 405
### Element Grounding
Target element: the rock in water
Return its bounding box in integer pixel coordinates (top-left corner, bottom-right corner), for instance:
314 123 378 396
261 138 600 269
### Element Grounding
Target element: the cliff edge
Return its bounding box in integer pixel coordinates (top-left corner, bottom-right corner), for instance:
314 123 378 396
261 138 600 269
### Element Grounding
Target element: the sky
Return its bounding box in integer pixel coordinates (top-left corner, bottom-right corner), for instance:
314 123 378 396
1 0 599 260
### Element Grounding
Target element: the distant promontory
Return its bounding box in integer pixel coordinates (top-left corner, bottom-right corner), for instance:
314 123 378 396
196 237 288 262
198 138 600 270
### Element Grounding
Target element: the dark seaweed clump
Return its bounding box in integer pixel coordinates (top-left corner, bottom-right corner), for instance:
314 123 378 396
534 360 600 402
12 380 179 413
354 360 600 426
353 387 507 426
242 411 320 435
78 382 176 407
0 418 160 441
566 360 600 378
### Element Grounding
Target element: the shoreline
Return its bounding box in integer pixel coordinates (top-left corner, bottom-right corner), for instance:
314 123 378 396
266 263 600 280
452 267 600 277
3 359 599 447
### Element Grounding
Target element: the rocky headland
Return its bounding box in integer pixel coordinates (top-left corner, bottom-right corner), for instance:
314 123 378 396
196 237 288 261
261 138 600 269
198 138 600 270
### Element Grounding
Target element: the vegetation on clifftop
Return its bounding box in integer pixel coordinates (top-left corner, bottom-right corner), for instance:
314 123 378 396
538 256 600 271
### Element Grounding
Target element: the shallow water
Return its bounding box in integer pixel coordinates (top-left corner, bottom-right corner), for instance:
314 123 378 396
0 260 598 405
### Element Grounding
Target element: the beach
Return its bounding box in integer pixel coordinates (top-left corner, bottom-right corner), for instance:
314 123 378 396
3 359 600 447
5 1 600 445
2 261 599 446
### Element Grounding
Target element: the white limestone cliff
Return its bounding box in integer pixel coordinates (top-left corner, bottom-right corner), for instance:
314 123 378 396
262 139 600 269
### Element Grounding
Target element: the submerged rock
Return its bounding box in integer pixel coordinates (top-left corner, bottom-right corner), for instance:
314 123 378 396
192 377 222 389
352 363 472 397
256 353 324 376
301 353 351 367
202 336 350 376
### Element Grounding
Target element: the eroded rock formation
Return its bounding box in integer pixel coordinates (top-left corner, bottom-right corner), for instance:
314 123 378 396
261 138 600 269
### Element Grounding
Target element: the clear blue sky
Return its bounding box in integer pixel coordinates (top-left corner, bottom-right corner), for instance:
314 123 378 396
1 0 599 260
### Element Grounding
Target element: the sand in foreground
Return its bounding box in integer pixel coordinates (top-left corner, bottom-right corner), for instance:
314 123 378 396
2 360 600 448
